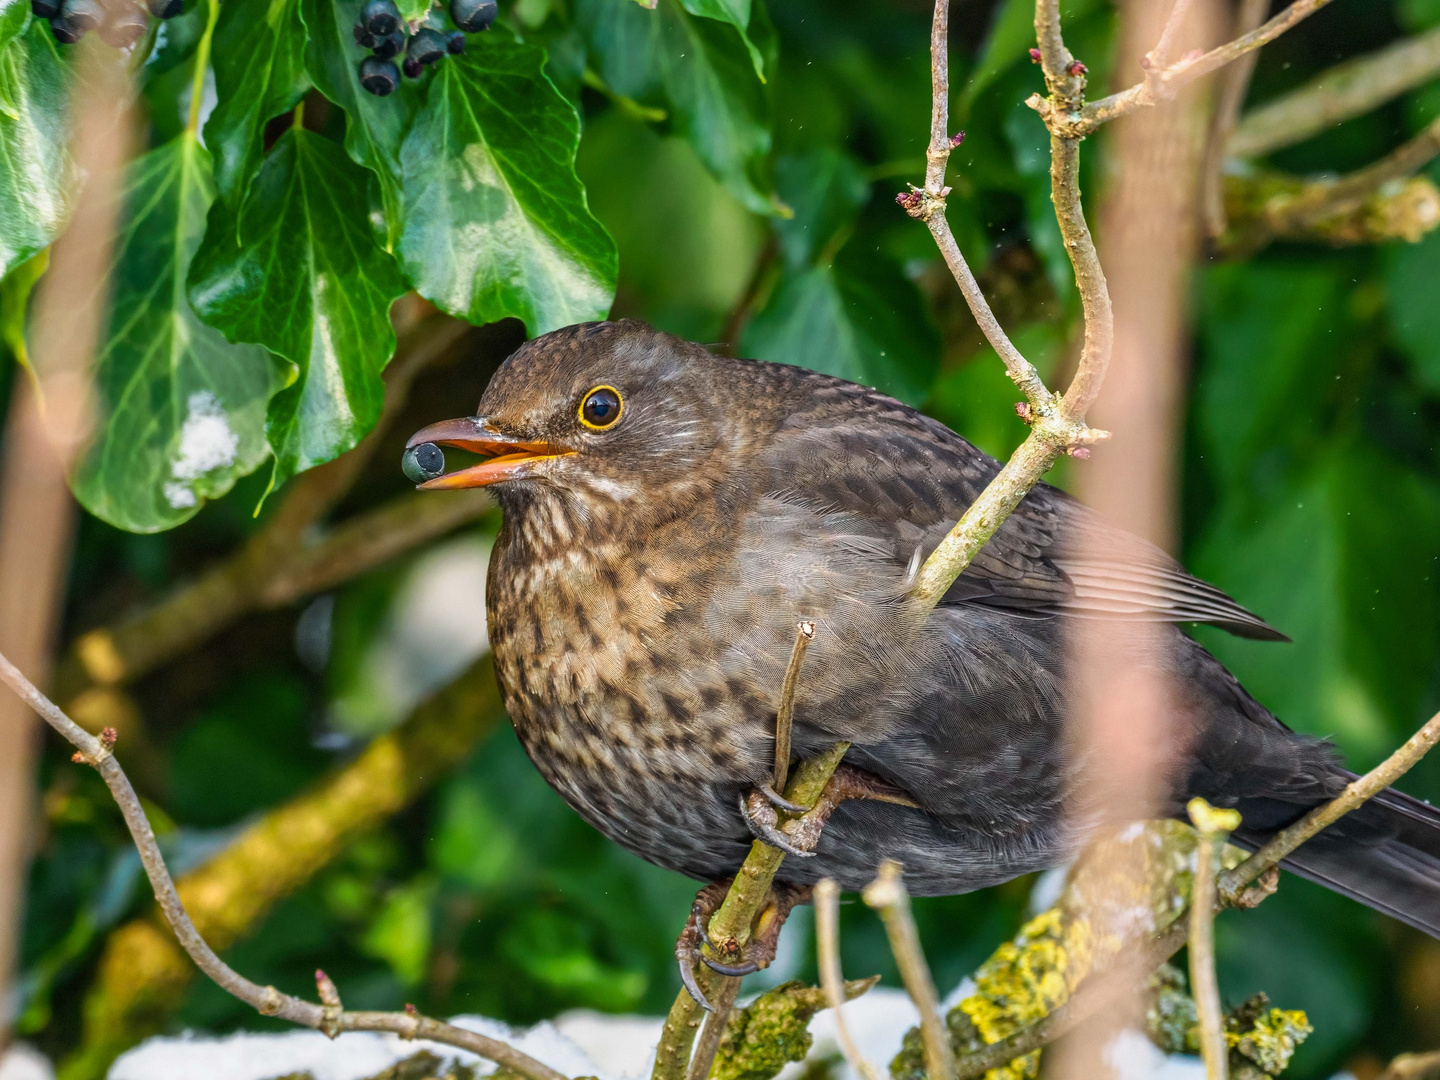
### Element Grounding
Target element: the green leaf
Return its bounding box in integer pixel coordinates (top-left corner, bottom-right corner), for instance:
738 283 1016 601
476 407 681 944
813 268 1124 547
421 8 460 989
70 136 284 533
678 0 764 82
740 239 939 404
204 0 311 205
578 0 778 216
396 32 616 334
772 149 869 269
0 0 28 54
189 128 407 489
300 0 423 248
0 245 45 371
0 21 70 279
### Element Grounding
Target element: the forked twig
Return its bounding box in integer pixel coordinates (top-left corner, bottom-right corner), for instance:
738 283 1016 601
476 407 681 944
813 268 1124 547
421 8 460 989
863 861 953 1080
0 651 566 1080
815 878 883 1080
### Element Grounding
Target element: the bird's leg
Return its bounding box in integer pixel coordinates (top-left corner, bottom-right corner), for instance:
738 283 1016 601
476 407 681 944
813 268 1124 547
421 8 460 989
701 880 811 977
675 880 732 1011
675 880 814 1007
743 763 920 858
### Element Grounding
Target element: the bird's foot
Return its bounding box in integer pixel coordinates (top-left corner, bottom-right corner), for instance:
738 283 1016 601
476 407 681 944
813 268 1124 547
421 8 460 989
742 763 920 857
675 880 811 1009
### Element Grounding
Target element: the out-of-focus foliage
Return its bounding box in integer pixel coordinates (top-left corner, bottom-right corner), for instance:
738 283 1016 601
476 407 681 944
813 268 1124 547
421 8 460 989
3 0 1440 1076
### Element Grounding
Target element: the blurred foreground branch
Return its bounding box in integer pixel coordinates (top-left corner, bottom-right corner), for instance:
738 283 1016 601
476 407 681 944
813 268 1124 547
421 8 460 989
1229 25 1440 159
48 653 508 1079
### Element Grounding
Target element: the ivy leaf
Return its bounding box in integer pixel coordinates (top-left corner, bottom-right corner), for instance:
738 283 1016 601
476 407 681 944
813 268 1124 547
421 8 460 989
740 240 939 404
0 0 28 53
0 246 46 371
189 128 407 490
1387 226 1440 393
678 0 764 82
204 0 311 205
300 0 422 248
577 0 778 216
772 150 869 269
0 21 70 279
71 136 284 533
397 32 616 335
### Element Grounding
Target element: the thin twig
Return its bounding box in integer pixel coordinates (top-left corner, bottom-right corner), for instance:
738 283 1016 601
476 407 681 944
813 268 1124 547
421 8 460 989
685 976 741 1080
1202 0 1270 237
863 861 953 1080
1149 0 1199 71
0 651 566 1080
1073 0 1338 136
815 878 883 1080
772 621 814 792
1220 708 1440 902
1229 25 1440 159
1188 799 1241 1080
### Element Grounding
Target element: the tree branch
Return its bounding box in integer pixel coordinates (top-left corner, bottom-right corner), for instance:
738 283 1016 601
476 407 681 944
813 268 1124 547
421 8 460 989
0 650 564 1080
1229 24 1440 159
1074 0 1338 137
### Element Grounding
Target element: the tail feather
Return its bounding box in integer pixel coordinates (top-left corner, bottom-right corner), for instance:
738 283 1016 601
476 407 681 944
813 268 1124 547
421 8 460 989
1238 780 1440 939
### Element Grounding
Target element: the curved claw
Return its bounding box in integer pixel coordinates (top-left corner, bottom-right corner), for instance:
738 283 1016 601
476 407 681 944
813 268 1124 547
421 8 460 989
760 782 807 813
678 955 715 1012
740 792 816 858
702 955 760 977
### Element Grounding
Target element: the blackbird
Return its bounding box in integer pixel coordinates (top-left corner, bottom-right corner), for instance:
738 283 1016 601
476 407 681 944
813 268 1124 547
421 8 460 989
407 319 1440 975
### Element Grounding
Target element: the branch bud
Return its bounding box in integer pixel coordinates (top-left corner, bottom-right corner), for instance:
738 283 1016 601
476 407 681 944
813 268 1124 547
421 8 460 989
1014 402 1034 423
1028 47 1041 63
949 130 966 148
100 726 118 749
315 968 341 1009
1066 60 1087 76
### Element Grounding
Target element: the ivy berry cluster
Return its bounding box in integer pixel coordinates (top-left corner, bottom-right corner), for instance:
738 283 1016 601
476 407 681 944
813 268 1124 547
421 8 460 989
32 0 180 47
355 0 496 96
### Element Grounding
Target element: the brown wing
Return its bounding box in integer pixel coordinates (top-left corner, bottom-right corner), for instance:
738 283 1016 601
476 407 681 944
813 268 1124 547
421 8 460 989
760 369 1288 642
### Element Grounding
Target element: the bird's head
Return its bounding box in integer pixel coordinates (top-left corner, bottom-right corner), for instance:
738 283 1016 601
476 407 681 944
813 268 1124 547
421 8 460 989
404 320 765 510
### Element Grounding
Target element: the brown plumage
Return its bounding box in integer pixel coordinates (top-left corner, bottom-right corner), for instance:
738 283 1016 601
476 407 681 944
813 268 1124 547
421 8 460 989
407 319 1440 944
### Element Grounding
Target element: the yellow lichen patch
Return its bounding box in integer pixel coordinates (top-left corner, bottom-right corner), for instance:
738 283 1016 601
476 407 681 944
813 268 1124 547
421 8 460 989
1228 1008 1313 1076
957 909 1094 1080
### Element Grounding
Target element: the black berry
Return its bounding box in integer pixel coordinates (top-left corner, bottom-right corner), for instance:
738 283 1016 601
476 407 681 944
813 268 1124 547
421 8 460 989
146 0 182 18
371 30 404 58
448 0 495 33
401 55 422 78
402 443 446 484
353 21 377 47
358 56 400 96
98 4 147 45
48 14 83 40
360 0 400 36
407 26 445 65
446 30 465 54
30 0 61 19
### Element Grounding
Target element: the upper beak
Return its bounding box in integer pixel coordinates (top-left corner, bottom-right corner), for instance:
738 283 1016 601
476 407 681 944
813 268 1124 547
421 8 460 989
405 416 571 489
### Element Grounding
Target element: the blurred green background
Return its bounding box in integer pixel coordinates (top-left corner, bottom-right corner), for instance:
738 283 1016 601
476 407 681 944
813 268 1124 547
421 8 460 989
5 0 1440 1076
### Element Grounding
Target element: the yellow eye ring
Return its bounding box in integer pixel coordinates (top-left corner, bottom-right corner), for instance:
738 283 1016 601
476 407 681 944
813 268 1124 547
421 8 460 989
579 385 624 430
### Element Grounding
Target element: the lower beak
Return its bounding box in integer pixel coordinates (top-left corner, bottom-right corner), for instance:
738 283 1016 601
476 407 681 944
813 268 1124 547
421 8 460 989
405 416 571 489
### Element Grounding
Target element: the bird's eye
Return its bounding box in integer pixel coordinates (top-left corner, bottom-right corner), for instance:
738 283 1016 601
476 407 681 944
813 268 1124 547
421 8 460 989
579 385 624 430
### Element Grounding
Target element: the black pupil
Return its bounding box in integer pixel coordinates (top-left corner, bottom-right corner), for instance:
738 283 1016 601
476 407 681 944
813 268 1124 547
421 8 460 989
584 389 619 426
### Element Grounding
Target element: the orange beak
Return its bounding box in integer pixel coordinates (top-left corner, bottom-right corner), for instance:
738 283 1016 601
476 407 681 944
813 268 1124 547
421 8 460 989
405 416 572 489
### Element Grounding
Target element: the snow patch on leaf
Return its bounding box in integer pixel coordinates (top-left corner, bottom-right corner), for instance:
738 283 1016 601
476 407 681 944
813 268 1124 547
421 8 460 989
164 391 239 508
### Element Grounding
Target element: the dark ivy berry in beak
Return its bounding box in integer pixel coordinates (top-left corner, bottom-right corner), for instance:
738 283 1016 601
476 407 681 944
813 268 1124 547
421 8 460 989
402 442 446 485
